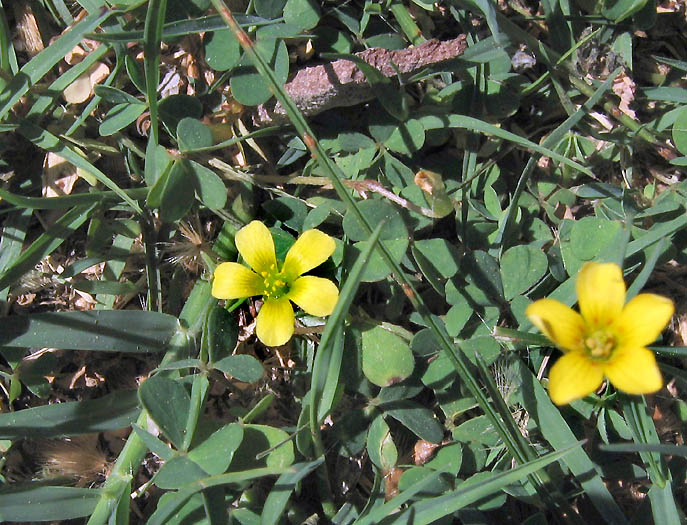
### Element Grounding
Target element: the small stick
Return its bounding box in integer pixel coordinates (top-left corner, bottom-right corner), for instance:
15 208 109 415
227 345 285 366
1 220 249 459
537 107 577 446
209 158 443 218
253 35 467 127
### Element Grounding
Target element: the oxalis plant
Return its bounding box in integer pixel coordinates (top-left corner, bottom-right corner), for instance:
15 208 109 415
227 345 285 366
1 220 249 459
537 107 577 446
0 0 686 523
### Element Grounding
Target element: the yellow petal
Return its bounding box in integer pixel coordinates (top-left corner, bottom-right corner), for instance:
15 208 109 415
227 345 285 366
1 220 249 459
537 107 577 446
235 221 276 274
548 351 604 405
616 293 674 349
212 262 263 299
603 347 663 395
283 229 335 279
526 299 585 352
288 276 339 317
576 262 625 328
256 297 295 346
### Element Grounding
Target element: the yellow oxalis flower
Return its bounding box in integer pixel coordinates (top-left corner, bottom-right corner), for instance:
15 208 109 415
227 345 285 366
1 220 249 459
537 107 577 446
526 262 673 405
212 221 339 347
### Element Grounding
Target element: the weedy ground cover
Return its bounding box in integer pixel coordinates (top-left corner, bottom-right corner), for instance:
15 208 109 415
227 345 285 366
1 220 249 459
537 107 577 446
0 0 686 523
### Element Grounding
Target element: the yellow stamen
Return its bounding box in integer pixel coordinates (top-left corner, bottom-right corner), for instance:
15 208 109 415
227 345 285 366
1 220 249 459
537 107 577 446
584 331 615 360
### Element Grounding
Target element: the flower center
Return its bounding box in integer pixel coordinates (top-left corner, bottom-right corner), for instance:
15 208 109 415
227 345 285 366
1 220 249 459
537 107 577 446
260 264 290 299
584 330 616 360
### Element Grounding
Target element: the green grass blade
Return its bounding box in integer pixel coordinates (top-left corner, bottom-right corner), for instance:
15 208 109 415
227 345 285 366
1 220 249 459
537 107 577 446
0 389 140 439
0 1 16 85
390 1 425 44
0 486 101 522
600 442 687 458
620 396 669 488
143 0 167 145
0 202 97 292
647 481 680 525
147 465 307 525
0 208 31 300
89 13 272 43
261 459 324 525
353 469 450 525
626 237 668 300
0 187 148 209
492 327 550 347
0 310 180 352
25 43 110 120
626 214 687 257
376 441 585 525
517 359 629 524
312 222 385 423
655 348 687 358
418 114 594 177
307 223 386 517
0 9 111 121
16 119 143 213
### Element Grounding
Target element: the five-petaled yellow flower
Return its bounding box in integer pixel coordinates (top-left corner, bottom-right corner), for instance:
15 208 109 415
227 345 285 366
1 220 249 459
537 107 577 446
526 262 673 405
212 221 339 347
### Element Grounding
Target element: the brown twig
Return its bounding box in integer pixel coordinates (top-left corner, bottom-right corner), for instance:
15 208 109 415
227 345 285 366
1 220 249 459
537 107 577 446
209 158 444 217
253 36 468 127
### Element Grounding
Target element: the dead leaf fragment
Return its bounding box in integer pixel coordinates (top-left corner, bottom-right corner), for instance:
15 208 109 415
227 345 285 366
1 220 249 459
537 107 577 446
43 152 78 198
414 439 439 465
63 46 110 104
612 72 636 120
13 3 44 56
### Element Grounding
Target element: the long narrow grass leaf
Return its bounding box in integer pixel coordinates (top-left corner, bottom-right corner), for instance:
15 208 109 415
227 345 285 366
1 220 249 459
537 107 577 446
0 486 101 522
647 481 680 525
0 203 97 292
0 9 110 121
418 114 594 177
626 214 687 256
313 222 385 423
0 310 180 352
626 237 668 300
0 187 148 210
261 459 324 525
0 208 31 299
600 442 687 458
0 389 140 439
143 0 167 145
620 396 669 488
517 359 629 524
16 120 143 213
90 14 272 43
147 465 306 525
353 469 450 525
379 441 584 525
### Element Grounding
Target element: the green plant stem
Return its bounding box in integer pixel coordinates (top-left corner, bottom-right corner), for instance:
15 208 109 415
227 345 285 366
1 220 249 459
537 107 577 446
0 4 12 88
142 0 166 146
141 211 162 313
86 424 145 525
